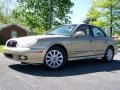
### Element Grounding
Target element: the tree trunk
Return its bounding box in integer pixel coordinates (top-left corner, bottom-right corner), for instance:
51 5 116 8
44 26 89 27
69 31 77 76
110 0 113 37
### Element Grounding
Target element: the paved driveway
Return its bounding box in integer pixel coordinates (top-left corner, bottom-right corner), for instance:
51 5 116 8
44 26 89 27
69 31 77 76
0 53 120 90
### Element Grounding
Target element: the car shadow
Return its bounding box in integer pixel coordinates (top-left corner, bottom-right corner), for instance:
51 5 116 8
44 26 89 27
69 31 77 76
9 59 120 77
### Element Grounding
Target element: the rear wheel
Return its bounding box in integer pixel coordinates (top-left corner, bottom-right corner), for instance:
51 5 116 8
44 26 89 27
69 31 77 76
44 46 67 70
103 47 114 62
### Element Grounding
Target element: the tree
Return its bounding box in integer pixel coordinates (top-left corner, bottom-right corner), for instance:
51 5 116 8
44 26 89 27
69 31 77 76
13 0 74 34
0 5 8 24
83 18 91 24
85 0 120 36
0 0 13 24
113 0 120 32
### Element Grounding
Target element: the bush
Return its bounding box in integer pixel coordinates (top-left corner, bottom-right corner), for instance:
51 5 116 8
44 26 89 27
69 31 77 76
117 40 120 44
116 40 120 48
0 36 4 45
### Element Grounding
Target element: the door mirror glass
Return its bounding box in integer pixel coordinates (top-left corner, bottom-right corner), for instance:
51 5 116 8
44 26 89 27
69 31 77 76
74 31 85 38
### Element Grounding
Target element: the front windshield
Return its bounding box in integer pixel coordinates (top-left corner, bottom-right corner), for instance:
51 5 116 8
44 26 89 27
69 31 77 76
45 25 77 36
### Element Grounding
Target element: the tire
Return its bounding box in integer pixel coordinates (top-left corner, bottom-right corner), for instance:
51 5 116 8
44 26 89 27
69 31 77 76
21 62 28 65
103 47 114 62
44 46 67 70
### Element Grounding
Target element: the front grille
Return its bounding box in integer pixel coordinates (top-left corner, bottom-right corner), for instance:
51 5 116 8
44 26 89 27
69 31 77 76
7 40 17 47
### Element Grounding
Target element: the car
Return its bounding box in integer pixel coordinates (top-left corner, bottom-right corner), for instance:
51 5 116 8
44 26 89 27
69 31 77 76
3 24 118 70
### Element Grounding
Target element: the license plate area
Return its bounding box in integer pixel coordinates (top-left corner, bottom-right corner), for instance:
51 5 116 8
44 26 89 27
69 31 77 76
13 54 19 60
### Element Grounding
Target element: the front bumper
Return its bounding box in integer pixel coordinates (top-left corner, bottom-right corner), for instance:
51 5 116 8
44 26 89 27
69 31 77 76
3 47 46 64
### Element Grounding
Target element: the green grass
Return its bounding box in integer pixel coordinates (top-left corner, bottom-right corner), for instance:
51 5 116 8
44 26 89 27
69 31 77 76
117 44 120 48
0 45 4 53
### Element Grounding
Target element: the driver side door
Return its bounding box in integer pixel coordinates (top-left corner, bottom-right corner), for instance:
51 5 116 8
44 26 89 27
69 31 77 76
70 25 94 59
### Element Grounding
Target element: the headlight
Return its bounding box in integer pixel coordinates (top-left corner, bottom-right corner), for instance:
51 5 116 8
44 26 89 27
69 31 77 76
17 39 37 48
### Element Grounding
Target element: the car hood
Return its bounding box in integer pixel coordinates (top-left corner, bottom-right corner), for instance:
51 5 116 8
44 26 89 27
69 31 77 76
9 35 69 41
6 35 69 47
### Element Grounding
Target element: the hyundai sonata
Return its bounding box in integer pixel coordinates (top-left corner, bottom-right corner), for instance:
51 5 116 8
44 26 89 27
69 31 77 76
4 24 118 70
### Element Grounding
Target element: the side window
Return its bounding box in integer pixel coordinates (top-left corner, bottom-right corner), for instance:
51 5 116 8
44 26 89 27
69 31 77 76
77 25 91 36
92 27 105 37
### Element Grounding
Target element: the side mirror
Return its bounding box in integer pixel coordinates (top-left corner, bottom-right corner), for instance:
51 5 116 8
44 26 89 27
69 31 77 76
74 31 85 38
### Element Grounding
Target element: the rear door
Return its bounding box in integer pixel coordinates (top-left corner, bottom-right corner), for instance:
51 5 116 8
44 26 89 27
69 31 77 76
91 26 108 55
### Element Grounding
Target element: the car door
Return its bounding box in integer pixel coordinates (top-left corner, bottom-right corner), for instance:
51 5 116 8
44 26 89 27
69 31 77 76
70 25 94 58
91 26 108 55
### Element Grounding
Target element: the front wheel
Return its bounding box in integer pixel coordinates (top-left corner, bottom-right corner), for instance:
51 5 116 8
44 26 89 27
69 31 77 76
103 47 114 62
44 46 67 70
21 62 28 65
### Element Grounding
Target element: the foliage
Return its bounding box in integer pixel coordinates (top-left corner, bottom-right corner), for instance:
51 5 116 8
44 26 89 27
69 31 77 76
83 18 91 24
0 4 12 24
0 35 4 45
12 0 74 34
117 39 120 48
84 0 120 36
0 6 7 23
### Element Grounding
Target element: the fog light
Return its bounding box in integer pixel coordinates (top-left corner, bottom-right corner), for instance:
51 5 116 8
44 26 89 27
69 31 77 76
19 55 27 60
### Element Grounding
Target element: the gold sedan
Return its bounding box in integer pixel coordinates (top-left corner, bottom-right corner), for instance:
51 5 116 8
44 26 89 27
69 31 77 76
4 24 118 70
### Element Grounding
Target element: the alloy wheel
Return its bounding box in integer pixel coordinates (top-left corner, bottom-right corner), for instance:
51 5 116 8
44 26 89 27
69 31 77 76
45 50 64 68
106 48 113 61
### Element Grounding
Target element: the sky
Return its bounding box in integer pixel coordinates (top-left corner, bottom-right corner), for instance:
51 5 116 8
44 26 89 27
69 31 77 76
70 0 92 24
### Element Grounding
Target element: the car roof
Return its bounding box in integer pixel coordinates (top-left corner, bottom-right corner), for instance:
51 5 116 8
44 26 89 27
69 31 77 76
63 24 91 27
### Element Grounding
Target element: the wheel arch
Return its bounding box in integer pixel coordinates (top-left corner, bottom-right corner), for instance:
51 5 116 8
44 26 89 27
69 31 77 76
107 45 114 53
44 44 68 69
47 44 68 58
